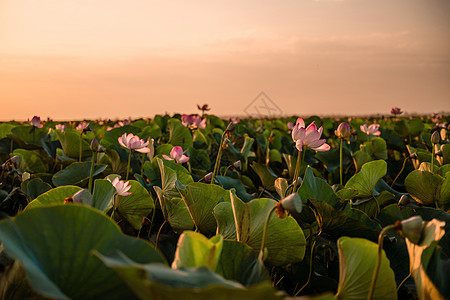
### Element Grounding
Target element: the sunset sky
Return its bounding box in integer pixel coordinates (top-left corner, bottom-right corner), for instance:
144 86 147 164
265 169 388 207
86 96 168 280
1 0 449 121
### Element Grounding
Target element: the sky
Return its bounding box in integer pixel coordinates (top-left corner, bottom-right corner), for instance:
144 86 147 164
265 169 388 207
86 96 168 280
1 0 449 121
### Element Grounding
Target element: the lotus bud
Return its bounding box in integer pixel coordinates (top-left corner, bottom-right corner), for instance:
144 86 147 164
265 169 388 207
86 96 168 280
10 155 20 167
409 152 418 159
276 193 302 218
398 195 410 206
335 122 351 139
232 160 241 170
90 138 99 152
72 189 86 204
97 145 105 153
142 217 151 227
222 138 230 149
203 172 213 183
431 131 440 144
22 172 30 182
390 107 403 115
395 216 424 244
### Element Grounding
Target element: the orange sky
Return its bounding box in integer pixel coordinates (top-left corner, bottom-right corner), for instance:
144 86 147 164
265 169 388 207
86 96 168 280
1 0 449 121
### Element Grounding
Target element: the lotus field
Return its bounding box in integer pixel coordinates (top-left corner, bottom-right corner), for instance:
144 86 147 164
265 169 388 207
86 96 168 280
0 112 449 299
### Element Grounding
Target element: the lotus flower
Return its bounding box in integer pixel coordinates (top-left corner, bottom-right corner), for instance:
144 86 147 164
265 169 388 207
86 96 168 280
118 133 150 153
107 177 132 196
390 107 403 115
181 114 206 129
335 122 350 139
76 121 89 131
29 116 43 128
360 124 380 136
231 117 240 124
55 124 65 132
292 118 330 152
163 146 189 163
197 104 211 112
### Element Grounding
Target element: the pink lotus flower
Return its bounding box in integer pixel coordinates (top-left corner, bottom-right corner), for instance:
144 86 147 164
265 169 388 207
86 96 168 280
231 117 240 124
118 133 151 153
107 177 132 196
197 104 211 112
292 118 330 152
76 121 89 131
29 116 43 128
390 107 403 115
360 124 381 136
287 122 295 130
335 122 350 139
163 146 189 163
181 114 206 129
55 124 66 132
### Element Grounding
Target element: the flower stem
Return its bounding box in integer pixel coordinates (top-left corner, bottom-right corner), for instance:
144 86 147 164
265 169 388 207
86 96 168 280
390 156 408 188
155 220 168 249
367 224 396 300
79 133 83 162
431 144 435 174
88 152 96 193
339 138 343 186
126 150 132 181
292 149 302 194
259 205 276 258
294 238 316 296
140 152 146 177
211 123 232 184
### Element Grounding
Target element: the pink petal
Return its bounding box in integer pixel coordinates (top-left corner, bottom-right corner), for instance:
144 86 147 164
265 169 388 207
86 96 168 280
171 146 183 160
295 140 303 151
305 122 317 134
136 147 151 153
313 143 331 152
118 133 128 148
177 155 190 163
303 130 321 145
296 117 305 128
162 155 173 161
307 138 326 149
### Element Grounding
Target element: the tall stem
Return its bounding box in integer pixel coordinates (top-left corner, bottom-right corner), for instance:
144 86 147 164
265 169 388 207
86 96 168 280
211 123 232 184
391 156 408 188
88 152 96 193
259 205 276 258
79 133 83 162
368 224 396 300
140 152 146 176
431 144 435 174
339 138 343 185
126 150 132 181
292 149 302 194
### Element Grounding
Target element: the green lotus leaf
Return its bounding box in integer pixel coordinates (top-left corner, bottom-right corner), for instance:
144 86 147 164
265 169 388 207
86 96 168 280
308 199 380 241
298 166 338 207
168 119 193 149
352 150 373 172
274 177 289 198
408 118 424 136
156 192 194 233
250 162 277 191
376 204 414 228
0 123 15 139
214 192 306 266
215 176 254 202
172 231 223 271
20 178 52 200
405 219 446 300
336 236 397 300
157 157 193 200
139 123 162 140
363 137 388 160
26 186 82 209
345 160 387 198
177 182 230 235
335 188 359 201
187 148 211 170
0 205 165 300
438 174 450 208
404 170 443 206
94 250 280 300
442 144 450 165
55 130 91 159
52 162 107 187
216 240 270 287
113 180 155 230
92 179 116 212
13 149 49 173
315 147 352 173
351 191 394 218
9 125 48 147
